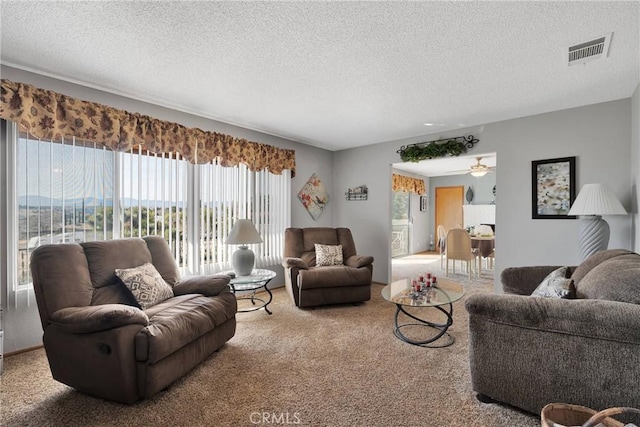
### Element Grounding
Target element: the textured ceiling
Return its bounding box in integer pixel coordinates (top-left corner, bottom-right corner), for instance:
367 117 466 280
1 1 639 152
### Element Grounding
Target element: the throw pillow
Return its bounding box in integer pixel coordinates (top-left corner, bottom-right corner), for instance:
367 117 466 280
315 244 343 266
115 262 174 309
531 266 575 299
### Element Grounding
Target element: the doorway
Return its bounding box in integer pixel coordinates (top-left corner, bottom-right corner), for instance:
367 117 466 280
435 186 464 233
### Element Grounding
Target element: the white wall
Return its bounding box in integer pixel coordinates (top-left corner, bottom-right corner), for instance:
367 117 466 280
333 99 633 287
631 83 640 251
1 66 335 353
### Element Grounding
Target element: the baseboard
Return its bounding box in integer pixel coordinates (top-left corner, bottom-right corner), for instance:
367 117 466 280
5 344 44 357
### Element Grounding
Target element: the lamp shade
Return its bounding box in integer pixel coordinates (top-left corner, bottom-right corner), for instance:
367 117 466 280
225 219 263 244
567 183 627 216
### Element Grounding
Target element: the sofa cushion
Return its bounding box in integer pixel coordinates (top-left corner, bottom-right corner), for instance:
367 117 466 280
571 249 634 286
82 239 153 306
315 244 343 266
531 267 575 299
576 253 640 304
298 266 371 290
115 262 174 309
135 292 237 364
302 228 338 251
143 236 181 286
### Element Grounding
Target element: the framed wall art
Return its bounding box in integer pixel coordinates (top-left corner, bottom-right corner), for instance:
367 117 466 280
531 156 576 219
298 173 329 220
420 195 428 212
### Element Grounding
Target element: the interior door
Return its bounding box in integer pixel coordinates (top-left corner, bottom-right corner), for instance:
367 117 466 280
435 186 464 233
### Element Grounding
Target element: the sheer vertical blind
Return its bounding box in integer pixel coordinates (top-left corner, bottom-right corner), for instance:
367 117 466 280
198 162 291 274
6 121 291 305
254 168 291 268
121 148 189 269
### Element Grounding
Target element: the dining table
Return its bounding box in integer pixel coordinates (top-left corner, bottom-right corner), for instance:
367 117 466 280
469 235 495 258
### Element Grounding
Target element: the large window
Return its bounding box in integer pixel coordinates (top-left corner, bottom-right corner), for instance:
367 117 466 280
120 148 189 267
5 121 291 294
16 132 115 287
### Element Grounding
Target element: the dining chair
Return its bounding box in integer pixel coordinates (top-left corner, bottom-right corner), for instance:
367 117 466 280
437 224 447 268
445 228 478 279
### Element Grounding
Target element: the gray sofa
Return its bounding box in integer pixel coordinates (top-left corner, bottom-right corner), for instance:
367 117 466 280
466 249 640 419
31 236 237 403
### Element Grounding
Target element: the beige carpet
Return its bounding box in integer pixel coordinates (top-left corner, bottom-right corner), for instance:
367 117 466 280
392 251 496 284
1 262 538 427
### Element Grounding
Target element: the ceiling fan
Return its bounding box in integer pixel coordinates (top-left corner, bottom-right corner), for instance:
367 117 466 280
450 157 495 176
468 157 495 176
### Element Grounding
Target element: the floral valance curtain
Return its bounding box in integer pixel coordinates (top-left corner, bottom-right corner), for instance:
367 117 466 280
0 79 295 176
392 174 426 195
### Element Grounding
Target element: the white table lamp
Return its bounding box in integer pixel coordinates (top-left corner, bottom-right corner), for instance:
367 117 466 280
226 219 263 276
567 183 627 261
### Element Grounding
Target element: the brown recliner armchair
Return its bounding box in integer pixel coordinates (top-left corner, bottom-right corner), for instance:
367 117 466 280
30 236 237 404
282 227 374 307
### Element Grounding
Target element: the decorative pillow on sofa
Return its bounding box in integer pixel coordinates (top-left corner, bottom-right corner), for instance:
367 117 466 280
531 266 575 299
115 262 174 309
315 244 343 266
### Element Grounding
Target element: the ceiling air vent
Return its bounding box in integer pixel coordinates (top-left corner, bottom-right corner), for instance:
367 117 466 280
568 33 612 65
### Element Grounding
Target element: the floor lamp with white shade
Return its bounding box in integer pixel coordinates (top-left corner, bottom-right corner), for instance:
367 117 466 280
567 183 627 261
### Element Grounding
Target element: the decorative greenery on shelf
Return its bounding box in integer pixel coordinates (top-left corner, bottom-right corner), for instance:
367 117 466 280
397 135 479 162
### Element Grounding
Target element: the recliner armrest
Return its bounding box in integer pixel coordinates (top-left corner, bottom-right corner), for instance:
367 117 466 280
50 304 149 334
173 274 231 296
345 255 373 268
282 257 308 269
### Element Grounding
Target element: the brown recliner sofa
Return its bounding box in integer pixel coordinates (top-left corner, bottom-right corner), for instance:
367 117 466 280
30 236 236 404
466 249 640 422
282 227 373 307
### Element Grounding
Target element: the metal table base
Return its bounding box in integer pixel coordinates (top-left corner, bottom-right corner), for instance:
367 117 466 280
393 303 454 348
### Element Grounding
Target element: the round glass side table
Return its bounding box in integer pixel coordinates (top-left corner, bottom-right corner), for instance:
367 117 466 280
225 269 276 315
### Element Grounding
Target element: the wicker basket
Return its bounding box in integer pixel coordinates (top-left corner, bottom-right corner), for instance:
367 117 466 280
541 403 640 427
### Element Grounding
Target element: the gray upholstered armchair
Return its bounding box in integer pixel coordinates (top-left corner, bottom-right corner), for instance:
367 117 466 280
30 236 236 403
282 227 373 307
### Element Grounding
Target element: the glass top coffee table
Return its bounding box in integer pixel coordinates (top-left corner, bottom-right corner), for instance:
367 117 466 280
225 269 276 315
381 278 465 348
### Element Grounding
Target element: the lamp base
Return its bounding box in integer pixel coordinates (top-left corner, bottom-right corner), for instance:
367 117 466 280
577 215 610 261
232 245 255 276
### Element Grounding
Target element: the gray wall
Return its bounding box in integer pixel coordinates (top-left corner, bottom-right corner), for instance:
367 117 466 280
1 66 335 353
428 172 496 234
333 99 633 288
632 83 640 251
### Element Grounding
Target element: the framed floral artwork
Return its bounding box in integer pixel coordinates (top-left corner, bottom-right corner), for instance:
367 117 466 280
531 156 576 219
298 173 329 220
